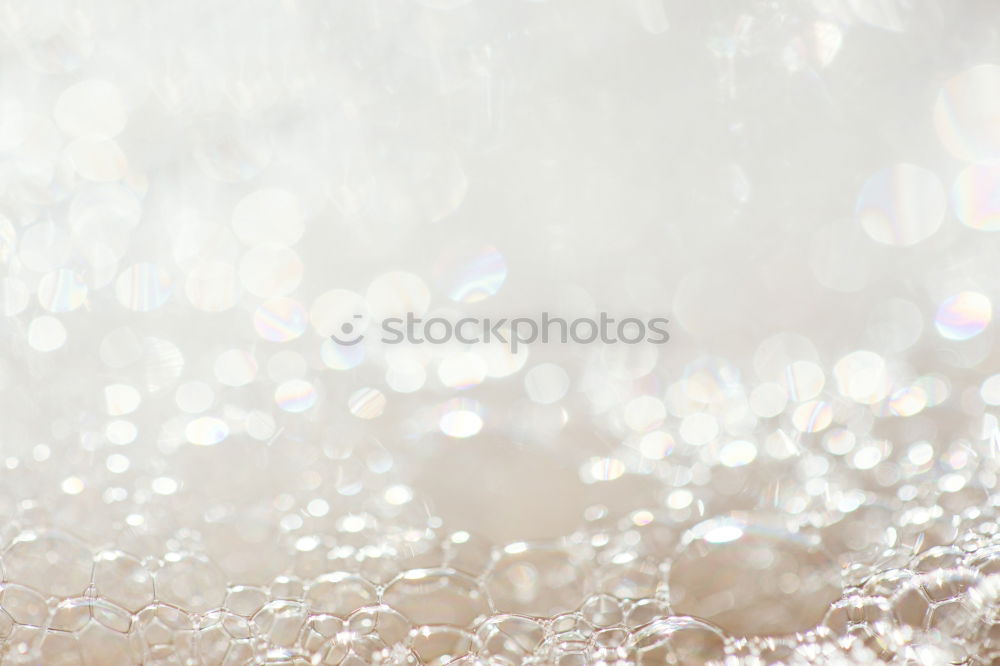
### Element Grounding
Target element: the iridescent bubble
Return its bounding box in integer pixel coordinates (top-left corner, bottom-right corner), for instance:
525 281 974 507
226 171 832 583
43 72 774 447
142 337 185 392
888 385 928 417
783 360 825 401
935 291 992 340
481 335 529 378
718 440 757 467
437 352 487 390
981 374 1000 406
53 79 128 138
320 338 365 370
749 383 787 418
580 456 626 482
185 416 229 446
232 188 304 246
385 349 427 393
28 315 67 351
624 395 666 432
435 245 507 303
103 384 141 416
238 244 303 298
439 399 483 438
275 379 317 413
115 263 172 311
680 412 719 445
37 268 87 312
856 164 945 246
349 387 386 419
913 375 950 406
934 64 1000 162
792 400 833 433
639 431 675 459
952 162 1000 231
254 297 308 342
214 349 258 386
833 350 889 404
106 420 137 445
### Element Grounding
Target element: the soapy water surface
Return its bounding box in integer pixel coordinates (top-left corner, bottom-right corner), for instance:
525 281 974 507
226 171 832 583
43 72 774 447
2 0 1000 663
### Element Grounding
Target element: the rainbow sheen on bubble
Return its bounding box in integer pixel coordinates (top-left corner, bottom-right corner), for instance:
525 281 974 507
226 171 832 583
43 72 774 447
348 387 386 419
438 398 483 438
254 297 308 342
38 269 88 312
935 291 992 341
274 379 317 413
185 416 229 446
436 245 507 303
320 337 365 370
115 263 172 312
856 163 945 247
952 162 1000 231
934 64 1000 162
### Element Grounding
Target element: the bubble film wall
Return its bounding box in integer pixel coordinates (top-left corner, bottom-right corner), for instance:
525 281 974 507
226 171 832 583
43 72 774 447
1 1 1000 664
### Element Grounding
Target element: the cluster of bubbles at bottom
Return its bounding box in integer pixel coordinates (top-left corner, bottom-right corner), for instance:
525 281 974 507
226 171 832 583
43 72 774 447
6 496 1000 665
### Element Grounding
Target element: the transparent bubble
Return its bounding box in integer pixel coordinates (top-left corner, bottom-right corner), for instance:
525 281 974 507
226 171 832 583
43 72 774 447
524 363 571 404
382 569 489 627
792 400 833 433
438 352 488 390
213 349 258 386
238 244 303 298
348 387 386 419
4 532 92 597
174 381 214 414
254 297 308 342
156 554 226 613
935 291 992 341
439 399 483 438
833 350 889 404
669 516 840 636
185 416 229 445
485 543 590 616
435 244 507 303
981 374 1000 406
275 379 317 413
115 263 172 311
37 269 87 312
624 395 666 432
953 162 1000 231
856 164 945 246
28 315 67 351
935 64 1000 162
